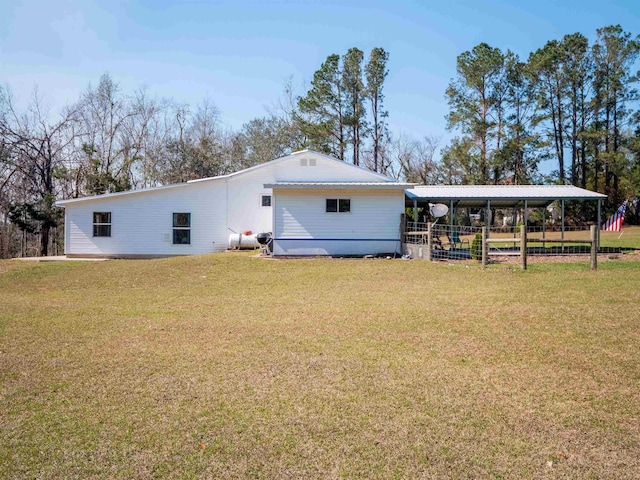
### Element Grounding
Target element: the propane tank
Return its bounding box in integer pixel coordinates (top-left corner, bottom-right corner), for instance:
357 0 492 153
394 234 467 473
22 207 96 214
228 233 259 249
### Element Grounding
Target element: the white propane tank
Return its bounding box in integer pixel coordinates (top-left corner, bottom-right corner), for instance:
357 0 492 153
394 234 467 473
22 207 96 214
228 233 260 250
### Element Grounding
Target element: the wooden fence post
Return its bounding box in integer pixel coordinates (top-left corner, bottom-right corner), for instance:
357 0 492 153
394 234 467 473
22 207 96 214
427 222 432 261
482 226 488 269
590 225 598 271
520 225 527 270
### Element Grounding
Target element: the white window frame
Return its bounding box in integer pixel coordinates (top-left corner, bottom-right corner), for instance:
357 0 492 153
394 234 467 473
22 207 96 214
260 194 272 207
325 198 351 214
172 212 191 245
92 212 112 237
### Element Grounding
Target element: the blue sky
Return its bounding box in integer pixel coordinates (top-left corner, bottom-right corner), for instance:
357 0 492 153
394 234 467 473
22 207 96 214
1 0 639 147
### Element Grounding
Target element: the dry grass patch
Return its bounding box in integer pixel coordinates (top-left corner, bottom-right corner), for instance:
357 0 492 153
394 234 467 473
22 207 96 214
1 253 640 478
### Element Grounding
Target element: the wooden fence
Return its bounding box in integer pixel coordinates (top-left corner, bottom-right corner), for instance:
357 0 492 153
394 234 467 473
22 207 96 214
482 225 599 270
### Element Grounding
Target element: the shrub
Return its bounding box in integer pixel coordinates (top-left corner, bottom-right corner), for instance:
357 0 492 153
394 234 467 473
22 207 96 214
470 231 483 260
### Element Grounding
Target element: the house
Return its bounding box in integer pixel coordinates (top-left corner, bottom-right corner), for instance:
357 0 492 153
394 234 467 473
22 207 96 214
56 150 413 258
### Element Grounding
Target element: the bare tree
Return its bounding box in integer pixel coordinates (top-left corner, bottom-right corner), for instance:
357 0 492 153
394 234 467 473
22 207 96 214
120 88 172 189
76 73 140 194
402 135 441 184
386 133 417 181
0 87 79 256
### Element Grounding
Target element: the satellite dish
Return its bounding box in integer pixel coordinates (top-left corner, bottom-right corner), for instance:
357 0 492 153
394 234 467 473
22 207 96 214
429 203 449 218
547 205 560 220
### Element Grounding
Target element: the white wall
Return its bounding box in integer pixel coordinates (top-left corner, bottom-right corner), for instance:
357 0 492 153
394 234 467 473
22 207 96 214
62 151 397 257
64 181 228 256
272 189 405 256
226 167 274 236
225 151 391 236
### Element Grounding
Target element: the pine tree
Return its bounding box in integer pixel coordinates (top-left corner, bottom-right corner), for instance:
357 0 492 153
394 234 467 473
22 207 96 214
342 48 366 166
298 54 347 160
529 40 567 183
591 25 640 202
365 48 389 172
502 53 540 184
446 43 506 184
560 33 591 187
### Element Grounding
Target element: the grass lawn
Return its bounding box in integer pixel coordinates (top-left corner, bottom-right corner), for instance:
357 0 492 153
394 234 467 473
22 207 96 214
1 253 640 478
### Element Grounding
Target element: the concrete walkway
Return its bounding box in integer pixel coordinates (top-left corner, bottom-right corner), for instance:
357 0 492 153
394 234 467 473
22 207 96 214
16 256 108 262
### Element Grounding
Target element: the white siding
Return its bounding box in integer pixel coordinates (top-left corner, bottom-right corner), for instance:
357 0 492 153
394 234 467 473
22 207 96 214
273 239 400 256
61 150 400 257
65 181 228 256
272 189 404 256
226 151 392 236
226 167 274 236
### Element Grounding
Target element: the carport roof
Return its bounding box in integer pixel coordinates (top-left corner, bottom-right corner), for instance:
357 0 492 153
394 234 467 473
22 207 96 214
405 185 606 208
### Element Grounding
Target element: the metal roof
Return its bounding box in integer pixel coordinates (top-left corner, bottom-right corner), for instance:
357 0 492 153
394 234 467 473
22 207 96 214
265 182 415 190
55 182 193 206
189 149 394 184
56 150 394 206
406 185 606 208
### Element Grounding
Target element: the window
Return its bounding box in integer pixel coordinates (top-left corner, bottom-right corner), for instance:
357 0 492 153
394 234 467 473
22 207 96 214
261 195 271 207
300 157 316 166
173 213 191 245
326 199 350 213
93 212 111 237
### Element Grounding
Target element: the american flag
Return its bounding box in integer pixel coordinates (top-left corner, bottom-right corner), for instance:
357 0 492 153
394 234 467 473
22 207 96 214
601 202 627 231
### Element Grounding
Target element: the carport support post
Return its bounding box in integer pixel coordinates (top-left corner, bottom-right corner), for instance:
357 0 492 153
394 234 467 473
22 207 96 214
521 220 527 270
482 226 488 269
449 199 454 235
590 225 598 271
486 200 491 235
427 222 432 261
542 206 546 249
560 198 564 237
521 200 528 270
413 199 418 229
561 199 565 253
596 199 601 250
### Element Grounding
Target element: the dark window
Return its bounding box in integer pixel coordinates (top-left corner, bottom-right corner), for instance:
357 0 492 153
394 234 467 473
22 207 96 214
173 213 191 244
261 195 271 207
173 213 190 228
93 212 111 237
93 212 111 224
326 199 350 213
173 229 191 245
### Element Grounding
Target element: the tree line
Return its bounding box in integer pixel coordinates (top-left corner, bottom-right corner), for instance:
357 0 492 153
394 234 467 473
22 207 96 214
2 27 640 258
442 25 640 212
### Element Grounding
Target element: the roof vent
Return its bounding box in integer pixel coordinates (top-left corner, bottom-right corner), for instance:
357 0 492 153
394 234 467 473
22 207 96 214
300 158 308 166
309 158 316 166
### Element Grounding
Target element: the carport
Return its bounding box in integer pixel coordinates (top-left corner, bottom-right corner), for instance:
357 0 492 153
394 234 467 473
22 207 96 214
405 185 607 244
